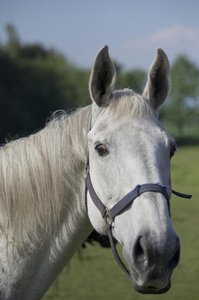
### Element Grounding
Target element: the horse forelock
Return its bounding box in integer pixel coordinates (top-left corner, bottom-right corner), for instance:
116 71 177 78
93 89 155 126
110 89 154 120
0 106 91 251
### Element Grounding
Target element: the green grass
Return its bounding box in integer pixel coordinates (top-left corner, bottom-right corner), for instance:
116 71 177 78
43 146 199 300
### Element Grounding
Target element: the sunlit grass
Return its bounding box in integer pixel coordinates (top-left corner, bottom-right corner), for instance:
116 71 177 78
43 146 199 300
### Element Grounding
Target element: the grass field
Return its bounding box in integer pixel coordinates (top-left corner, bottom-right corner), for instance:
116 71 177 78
43 146 199 300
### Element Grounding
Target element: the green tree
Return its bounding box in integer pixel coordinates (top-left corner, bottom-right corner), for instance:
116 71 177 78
4 24 20 57
0 24 90 143
118 69 146 93
115 63 146 94
162 55 199 135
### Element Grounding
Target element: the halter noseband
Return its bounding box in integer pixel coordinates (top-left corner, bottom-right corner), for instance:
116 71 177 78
85 165 192 277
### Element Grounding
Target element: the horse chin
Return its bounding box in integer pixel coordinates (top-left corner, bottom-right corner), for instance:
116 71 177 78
130 272 171 295
132 280 171 294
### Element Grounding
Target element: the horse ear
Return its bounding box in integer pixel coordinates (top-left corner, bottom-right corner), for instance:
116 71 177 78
89 45 116 107
142 48 170 110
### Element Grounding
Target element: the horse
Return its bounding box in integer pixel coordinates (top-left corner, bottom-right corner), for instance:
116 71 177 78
0 46 187 299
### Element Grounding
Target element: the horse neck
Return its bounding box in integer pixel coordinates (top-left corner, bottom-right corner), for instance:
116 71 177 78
39 105 94 261
0 105 93 299
40 105 93 244
24 106 93 298
25 106 94 255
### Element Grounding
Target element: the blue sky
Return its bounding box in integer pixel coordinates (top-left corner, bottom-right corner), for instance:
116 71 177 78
0 0 199 70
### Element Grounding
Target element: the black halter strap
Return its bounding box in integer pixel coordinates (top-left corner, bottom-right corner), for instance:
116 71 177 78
85 168 192 277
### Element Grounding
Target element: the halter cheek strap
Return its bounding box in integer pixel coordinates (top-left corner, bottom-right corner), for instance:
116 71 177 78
85 169 192 277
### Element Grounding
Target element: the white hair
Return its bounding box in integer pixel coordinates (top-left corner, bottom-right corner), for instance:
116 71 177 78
0 106 91 250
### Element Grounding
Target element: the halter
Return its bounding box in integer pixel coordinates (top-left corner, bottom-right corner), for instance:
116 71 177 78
85 165 192 277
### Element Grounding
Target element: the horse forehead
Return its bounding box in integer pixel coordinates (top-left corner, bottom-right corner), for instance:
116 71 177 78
92 115 164 141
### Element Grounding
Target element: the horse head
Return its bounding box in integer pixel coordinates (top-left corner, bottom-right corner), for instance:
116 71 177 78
86 46 180 294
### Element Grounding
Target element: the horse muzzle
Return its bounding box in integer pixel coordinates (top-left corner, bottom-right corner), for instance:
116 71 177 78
124 232 180 294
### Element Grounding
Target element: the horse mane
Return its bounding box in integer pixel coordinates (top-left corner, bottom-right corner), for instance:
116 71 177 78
0 106 91 250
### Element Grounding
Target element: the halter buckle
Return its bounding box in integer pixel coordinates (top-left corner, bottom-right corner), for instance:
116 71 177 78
104 208 113 225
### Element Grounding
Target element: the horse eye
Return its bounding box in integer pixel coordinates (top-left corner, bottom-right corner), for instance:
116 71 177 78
95 144 109 157
170 145 176 158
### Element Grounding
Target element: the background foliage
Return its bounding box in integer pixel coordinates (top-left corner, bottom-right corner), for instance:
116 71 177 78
0 25 198 298
0 24 199 144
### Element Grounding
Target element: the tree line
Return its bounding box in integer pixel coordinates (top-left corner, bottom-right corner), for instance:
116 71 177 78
0 25 199 145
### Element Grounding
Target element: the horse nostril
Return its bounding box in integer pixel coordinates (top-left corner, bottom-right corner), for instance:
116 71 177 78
169 238 180 269
133 236 147 266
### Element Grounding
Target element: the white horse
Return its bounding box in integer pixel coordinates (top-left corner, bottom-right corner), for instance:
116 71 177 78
0 46 183 299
